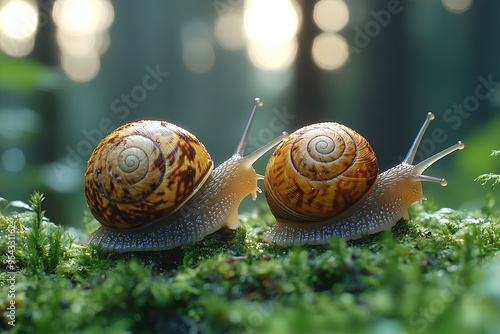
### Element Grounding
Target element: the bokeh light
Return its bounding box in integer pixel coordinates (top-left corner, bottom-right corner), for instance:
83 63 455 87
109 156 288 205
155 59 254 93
0 33 35 57
312 33 349 70
247 38 298 71
2 148 26 173
52 0 114 36
214 12 245 51
61 51 100 82
244 0 301 70
181 21 216 74
0 0 38 39
182 39 216 74
0 0 38 57
244 0 300 47
313 0 349 33
442 0 473 14
52 0 114 82
56 30 96 57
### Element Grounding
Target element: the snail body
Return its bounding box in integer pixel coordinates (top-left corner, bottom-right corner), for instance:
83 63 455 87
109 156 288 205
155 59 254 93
263 113 464 246
83 98 287 251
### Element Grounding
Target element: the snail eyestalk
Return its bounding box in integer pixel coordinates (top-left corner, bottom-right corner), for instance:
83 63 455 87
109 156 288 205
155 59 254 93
411 174 448 186
244 132 289 167
235 97 264 157
412 141 465 186
403 112 435 165
403 112 464 186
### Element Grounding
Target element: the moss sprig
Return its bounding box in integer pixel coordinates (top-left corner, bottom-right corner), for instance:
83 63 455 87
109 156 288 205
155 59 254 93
25 192 46 274
475 150 500 189
2 191 74 276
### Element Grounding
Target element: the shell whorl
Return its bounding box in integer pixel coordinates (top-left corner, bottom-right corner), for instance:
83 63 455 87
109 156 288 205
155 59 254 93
84 120 213 229
264 122 379 223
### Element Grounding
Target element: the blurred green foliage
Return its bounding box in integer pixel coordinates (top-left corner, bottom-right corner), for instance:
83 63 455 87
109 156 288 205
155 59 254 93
0 55 51 92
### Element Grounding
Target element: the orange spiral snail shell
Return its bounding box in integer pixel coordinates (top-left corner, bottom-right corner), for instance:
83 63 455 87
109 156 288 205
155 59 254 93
264 123 378 224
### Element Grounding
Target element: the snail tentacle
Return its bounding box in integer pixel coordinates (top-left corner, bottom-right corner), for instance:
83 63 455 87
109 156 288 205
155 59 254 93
234 97 263 157
403 112 434 165
412 141 465 178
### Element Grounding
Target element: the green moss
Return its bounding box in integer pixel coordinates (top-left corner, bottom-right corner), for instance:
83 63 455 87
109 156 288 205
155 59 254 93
1 192 500 333
475 150 500 189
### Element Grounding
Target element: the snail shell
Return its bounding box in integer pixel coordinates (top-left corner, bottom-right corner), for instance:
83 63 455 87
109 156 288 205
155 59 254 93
264 122 379 224
84 121 213 229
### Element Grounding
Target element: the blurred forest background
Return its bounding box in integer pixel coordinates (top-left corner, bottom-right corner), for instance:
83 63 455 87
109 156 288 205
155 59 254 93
0 0 499 228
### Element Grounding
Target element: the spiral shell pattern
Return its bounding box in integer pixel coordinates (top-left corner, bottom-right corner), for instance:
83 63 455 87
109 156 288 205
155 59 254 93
264 122 378 223
84 120 213 229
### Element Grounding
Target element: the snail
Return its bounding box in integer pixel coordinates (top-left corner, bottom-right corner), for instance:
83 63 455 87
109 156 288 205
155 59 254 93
263 112 464 246
83 98 288 251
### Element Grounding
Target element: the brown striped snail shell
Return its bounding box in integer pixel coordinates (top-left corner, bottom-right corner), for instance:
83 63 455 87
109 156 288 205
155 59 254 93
84 120 214 229
263 113 465 246
83 98 288 251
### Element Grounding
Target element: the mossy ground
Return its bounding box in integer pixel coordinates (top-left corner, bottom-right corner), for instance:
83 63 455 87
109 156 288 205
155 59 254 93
1 193 500 334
